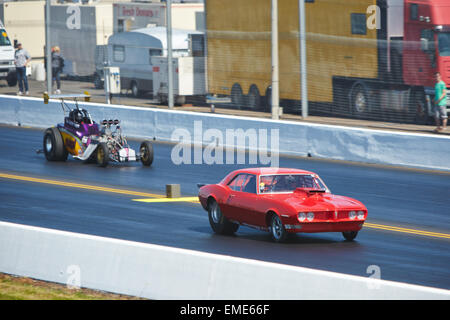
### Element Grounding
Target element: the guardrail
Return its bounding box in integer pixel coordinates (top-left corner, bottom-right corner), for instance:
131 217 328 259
1 221 449 299
0 94 449 171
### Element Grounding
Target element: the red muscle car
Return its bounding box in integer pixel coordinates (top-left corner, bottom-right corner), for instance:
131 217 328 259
198 168 367 242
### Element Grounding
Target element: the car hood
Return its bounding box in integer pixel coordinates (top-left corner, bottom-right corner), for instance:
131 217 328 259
270 193 365 213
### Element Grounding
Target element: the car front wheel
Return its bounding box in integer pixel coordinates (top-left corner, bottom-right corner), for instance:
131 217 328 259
208 200 239 235
270 214 287 243
342 231 358 241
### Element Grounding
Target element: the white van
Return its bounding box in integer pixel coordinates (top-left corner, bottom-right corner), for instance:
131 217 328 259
0 21 16 86
94 26 205 101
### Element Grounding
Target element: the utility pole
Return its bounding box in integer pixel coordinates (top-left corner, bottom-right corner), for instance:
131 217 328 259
166 0 174 109
271 0 280 120
299 0 308 118
45 0 52 94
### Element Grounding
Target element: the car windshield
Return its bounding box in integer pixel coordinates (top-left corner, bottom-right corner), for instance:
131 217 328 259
259 174 329 194
438 32 450 56
0 29 11 46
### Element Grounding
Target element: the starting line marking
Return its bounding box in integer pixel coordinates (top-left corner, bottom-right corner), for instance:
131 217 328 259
132 197 200 203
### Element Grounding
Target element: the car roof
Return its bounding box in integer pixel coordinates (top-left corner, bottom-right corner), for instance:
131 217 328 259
234 168 316 176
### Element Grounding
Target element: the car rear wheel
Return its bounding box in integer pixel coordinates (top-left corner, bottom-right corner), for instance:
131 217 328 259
208 200 239 235
270 214 288 243
96 142 109 167
43 127 68 161
140 141 154 166
342 231 358 241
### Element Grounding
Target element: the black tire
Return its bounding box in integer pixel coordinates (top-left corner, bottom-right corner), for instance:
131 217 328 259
96 142 109 167
412 90 429 125
263 86 272 112
342 231 358 241
208 199 239 235
93 73 103 89
269 213 288 243
130 81 140 98
140 140 154 167
248 84 261 110
6 71 17 87
175 95 186 106
350 83 370 118
43 127 68 161
231 83 245 109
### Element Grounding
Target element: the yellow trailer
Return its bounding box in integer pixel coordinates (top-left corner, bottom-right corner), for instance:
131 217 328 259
206 0 379 112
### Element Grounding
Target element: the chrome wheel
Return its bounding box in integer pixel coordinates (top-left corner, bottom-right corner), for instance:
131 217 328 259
140 141 153 166
270 214 287 242
208 199 239 235
97 146 104 163
354 91 366 114
45 135 53 153
211 202 221 223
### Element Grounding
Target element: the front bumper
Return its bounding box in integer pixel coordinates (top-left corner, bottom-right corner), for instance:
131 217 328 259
284 220 365 233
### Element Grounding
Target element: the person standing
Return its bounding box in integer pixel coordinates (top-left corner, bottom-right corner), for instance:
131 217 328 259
51 46 64 94
434 72 448 132
14 42 31 96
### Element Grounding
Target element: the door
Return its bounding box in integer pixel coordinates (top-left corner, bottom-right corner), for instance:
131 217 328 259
224 174 259 226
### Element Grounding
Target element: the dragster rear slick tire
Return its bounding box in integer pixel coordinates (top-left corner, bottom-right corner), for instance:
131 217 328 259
140 141 154 167
43 127 68 162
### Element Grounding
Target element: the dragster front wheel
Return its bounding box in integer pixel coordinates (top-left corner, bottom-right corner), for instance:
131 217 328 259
140 141 154 167
96 142 109 167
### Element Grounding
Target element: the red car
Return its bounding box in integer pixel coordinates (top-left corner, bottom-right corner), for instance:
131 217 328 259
198 168 367 242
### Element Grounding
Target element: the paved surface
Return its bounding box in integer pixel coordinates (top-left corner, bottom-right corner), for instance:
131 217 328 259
1 78 449 136
0 125 449 290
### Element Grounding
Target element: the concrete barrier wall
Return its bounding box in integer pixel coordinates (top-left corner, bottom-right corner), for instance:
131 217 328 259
1 95 449 171
0 221 449 299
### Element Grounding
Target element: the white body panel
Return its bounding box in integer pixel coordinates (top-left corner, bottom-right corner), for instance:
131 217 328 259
152 56 206 97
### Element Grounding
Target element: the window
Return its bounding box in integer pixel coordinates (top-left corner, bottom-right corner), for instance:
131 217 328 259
242 175 257 194
149 49 162 56
149 48 162 64
410 4 418 21
118 19 124 33
0 29 11 46
259 174 329 194
228 174 256 193
351 13 367 35
438 32 450 57
113 45 125 62
228 174 247 192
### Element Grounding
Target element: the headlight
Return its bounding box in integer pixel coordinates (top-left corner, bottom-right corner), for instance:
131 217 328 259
307 212 314 221
357 211 365 219
298 212 306 222
349 211 356 219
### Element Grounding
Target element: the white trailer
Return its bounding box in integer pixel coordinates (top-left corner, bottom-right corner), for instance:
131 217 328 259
0 20 16 86
151 55 206 105
95 26 205 102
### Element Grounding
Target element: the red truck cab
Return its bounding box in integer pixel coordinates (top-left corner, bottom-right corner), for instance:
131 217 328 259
403 0 450 90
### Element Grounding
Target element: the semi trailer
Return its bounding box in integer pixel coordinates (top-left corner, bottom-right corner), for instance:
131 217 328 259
205 0 450 123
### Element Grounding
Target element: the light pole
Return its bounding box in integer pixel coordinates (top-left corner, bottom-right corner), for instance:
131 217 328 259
299 0 308 118
271 0 280 120
166 0 174 109
45 0 52 94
